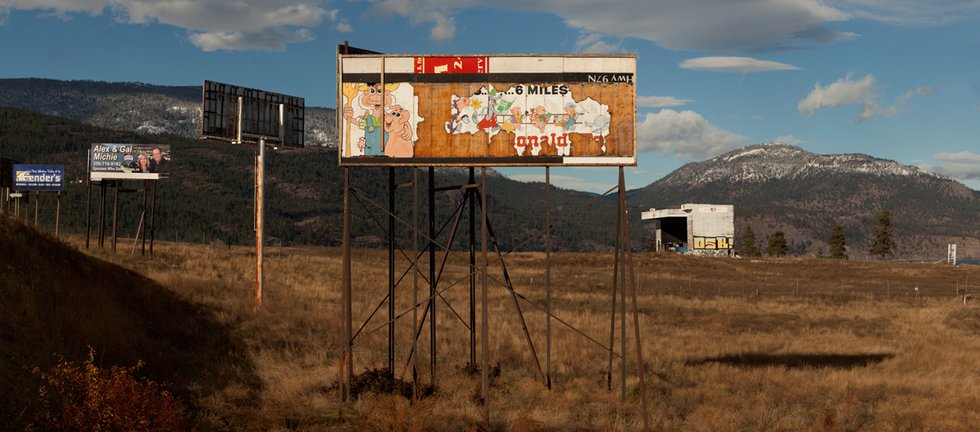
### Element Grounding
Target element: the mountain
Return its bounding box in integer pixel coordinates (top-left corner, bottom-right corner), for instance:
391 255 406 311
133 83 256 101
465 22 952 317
0 106 625 252
0 78 337 148
3 79 978 258
630 143 980 259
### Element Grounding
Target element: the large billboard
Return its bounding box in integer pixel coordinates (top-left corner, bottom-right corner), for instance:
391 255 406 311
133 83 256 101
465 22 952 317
13 164 64 191
201 80 305 147
89 143 171 180
337 54 636 167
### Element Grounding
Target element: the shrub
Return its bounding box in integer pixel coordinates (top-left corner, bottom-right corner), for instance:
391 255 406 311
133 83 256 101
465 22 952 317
29 348 187 431
350 368 435 400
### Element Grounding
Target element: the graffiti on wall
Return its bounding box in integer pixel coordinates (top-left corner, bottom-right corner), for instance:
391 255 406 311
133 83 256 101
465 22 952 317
693 236 734 250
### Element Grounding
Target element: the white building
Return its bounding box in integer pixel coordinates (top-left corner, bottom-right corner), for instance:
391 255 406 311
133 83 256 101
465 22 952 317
641 204 734 256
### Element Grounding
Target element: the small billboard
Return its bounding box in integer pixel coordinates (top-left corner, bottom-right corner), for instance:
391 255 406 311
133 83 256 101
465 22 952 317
13 164 64 191
337 53 636 167
89 143 171 180
201 80 305 147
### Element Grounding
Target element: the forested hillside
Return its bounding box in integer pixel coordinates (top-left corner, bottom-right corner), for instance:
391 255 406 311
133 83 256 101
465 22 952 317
1 107 636 251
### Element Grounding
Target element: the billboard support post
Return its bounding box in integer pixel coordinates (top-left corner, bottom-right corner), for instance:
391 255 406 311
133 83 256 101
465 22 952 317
141 181 148 255
256 137 265 308
112 180 119 252
98 181 107 249
545 166 552 390
33 191 39 226
150 181 157 256
388 167 396 375
428 167 436 381
468 167 476 367
621 167 650 431
86 181 92 248
412 167 419 395
480 167 489 421
342 168 353 401
620 181 627 401
55 191 61 238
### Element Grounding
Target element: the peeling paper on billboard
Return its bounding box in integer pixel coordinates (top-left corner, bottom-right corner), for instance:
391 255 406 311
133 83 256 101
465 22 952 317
444 85 612 156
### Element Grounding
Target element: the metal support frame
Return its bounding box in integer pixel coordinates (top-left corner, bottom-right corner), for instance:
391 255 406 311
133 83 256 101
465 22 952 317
337 166 648 430
469 167 477 367
428 167 437 380
388 167 396 374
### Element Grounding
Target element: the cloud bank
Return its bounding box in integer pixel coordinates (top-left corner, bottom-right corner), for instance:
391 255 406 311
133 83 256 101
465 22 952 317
637 96 694 108
637 109 747 159
680 56 800 73
1 0 346 51
372 0 855 51
798 73 935 122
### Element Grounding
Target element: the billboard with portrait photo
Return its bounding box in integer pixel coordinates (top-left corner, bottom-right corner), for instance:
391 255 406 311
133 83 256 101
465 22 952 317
89 143 172 180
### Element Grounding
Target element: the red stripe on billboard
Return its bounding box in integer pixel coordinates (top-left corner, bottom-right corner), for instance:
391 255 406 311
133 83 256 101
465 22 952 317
414 56 489 74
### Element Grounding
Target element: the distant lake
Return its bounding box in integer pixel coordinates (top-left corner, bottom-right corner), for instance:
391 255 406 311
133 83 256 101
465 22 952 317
959 259 979 266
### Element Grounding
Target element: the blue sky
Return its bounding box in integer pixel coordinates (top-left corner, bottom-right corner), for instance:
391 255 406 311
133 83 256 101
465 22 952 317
2 0 979 192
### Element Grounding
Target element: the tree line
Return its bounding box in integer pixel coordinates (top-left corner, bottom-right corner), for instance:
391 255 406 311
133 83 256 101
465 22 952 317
739 210 895 259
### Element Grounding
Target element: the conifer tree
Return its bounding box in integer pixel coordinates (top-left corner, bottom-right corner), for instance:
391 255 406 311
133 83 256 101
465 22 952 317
868 210 896 259
741 225 760 257
828 224 848 259
767 230 788 257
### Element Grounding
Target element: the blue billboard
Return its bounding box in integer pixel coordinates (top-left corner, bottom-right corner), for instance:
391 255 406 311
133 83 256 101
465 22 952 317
13 164 64 191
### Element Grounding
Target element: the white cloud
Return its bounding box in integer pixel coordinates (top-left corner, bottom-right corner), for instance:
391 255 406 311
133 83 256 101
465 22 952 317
920 151 980 187
637 95 693 108
370 0 854 51
680 56 800 73
574 33 622 54
798 73 877 119
935 151 980 164
189 28 315 52
637 109 747 159
926 163 980 180
2 1 344 51
798 73 936 121
838 0 980 26
374 0 464 41
428 12 455 41
771 135 805 145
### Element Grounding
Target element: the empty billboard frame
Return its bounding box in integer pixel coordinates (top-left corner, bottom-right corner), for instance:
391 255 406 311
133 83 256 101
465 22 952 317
201 80 305 147
337 53 636 167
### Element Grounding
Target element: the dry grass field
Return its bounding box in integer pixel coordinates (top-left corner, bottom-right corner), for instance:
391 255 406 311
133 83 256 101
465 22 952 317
58 237 980 431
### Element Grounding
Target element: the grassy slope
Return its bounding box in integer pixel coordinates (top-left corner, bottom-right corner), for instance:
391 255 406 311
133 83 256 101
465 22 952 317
0 214 259 430
3 214 980 430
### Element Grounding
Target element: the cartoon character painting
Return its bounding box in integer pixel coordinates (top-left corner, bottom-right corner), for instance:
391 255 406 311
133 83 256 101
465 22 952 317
531 105 550 133
383 105 415 158
343 82 423 158
344 83 395 155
